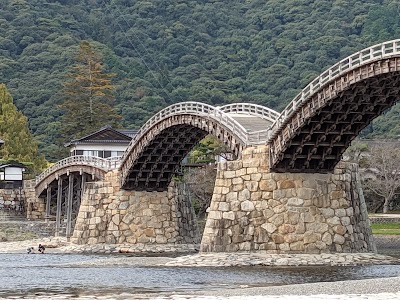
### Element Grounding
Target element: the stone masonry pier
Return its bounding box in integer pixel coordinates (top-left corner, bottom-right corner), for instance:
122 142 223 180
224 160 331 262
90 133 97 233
201 146 376 253
72 171 200 245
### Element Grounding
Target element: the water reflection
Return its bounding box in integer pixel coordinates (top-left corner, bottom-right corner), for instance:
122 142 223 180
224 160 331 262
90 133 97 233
0 254 400 298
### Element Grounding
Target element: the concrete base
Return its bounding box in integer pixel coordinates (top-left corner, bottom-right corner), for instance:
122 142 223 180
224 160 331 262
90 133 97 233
200 146 376 253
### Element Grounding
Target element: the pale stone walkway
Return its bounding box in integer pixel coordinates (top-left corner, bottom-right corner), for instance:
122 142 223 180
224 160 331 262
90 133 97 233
165 252 399 267
0 238 398 267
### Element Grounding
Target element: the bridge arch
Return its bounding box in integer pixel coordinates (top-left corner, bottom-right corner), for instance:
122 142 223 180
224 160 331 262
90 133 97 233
269 39 400 172
120 102 253 191
35 156 117 196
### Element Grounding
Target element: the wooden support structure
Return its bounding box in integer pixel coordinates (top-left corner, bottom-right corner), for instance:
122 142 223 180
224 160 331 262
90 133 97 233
55 177 62 237
270 58 400 173
66 174 74 239
45 186 51 223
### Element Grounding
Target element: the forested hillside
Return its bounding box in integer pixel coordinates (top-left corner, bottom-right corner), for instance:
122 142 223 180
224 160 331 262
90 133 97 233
1 0 400 161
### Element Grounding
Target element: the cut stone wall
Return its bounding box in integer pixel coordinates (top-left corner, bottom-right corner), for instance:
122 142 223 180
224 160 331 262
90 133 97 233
201 145 376 253
24 179 45 220
72 171 200 245
0 188 26 220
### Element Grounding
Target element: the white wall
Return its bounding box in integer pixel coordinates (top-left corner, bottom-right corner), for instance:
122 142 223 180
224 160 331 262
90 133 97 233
2 167 23 181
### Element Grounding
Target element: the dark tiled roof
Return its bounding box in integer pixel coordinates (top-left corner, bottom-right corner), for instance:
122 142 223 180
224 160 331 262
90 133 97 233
65 126 137 147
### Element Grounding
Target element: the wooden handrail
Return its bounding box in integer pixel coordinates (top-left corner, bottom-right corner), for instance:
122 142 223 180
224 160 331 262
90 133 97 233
35 155 120 185
269 39 400 141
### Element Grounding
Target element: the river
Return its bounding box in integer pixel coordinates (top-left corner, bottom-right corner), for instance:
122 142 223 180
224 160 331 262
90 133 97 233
1 253 400 299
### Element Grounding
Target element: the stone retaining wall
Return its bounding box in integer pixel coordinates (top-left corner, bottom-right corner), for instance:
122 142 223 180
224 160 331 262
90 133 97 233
72 171 200 245
0 188 26 220
24 179 44 220
201 145 376 253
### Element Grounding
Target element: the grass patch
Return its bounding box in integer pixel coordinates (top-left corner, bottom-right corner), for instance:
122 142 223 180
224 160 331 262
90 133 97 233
371 223 400 235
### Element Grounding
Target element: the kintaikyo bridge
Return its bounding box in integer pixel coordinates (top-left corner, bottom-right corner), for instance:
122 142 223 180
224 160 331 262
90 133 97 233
26 40 400 254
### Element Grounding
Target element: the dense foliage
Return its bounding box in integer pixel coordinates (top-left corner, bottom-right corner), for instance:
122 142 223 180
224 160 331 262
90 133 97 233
61 41 122 142
0 84 47 174
1 0 400 161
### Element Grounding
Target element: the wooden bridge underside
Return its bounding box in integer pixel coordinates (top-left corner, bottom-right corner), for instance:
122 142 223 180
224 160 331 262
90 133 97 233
271 58 400 172
122 115 245 191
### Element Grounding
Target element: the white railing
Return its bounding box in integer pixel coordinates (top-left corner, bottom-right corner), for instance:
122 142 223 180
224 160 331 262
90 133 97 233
120 102 260 167
269 39 400 140
218 103 281 123
35 155 121 185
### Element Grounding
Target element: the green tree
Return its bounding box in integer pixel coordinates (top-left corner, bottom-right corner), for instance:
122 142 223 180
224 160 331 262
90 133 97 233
60 41 122 141
190 135 234 164
0 84 47 174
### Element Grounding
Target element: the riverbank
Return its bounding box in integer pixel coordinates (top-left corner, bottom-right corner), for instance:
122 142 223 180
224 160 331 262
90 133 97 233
0 236 399 267
0 237 400 300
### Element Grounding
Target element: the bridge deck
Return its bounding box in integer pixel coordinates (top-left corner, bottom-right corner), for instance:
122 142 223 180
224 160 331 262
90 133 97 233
227 113 273 133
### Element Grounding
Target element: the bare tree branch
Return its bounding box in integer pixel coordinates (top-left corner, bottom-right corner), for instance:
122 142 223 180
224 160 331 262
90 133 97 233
361 141 400 213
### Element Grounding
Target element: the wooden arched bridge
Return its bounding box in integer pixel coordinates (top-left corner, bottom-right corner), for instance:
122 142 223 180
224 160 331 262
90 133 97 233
36 39 400 192
32 40 400 246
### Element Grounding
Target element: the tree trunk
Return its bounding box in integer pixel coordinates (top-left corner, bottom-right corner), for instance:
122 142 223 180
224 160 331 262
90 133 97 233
372 201 384 213
383 197 390 213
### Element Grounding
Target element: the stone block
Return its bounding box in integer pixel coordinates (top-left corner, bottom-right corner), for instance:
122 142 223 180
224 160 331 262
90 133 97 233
218 202 230 211
269 214 284 226
208 211 223 220
304 232 321 244
226 192 238 202
223 211 235 220
238 189 251 201
278 224 296 234
232 184 244 192
279 180 296 189
245 181 259 192
232 177 243 185
261 223 277 234
333 234 345 245
320 208 334 218
250 173 262 181
290 241 305 251
271 233 284 244
287 198 304 207
224 171 236 179
335 208 346 217
262 209 274 219
259 179 276 192
273 204 286 214
246 167 258 175
306 222 329 233
333 225 347 235
285 211 300 225
278 243 290 251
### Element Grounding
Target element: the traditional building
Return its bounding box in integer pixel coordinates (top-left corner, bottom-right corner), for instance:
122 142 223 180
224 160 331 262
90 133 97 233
0 163 26 189
65 126 137 158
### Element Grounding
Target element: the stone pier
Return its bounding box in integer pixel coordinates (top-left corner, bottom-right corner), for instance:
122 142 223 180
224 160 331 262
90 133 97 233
72 171 200 245
201 146 376 253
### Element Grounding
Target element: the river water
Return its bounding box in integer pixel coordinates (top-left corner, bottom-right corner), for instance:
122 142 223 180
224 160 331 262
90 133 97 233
1 254 400 299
